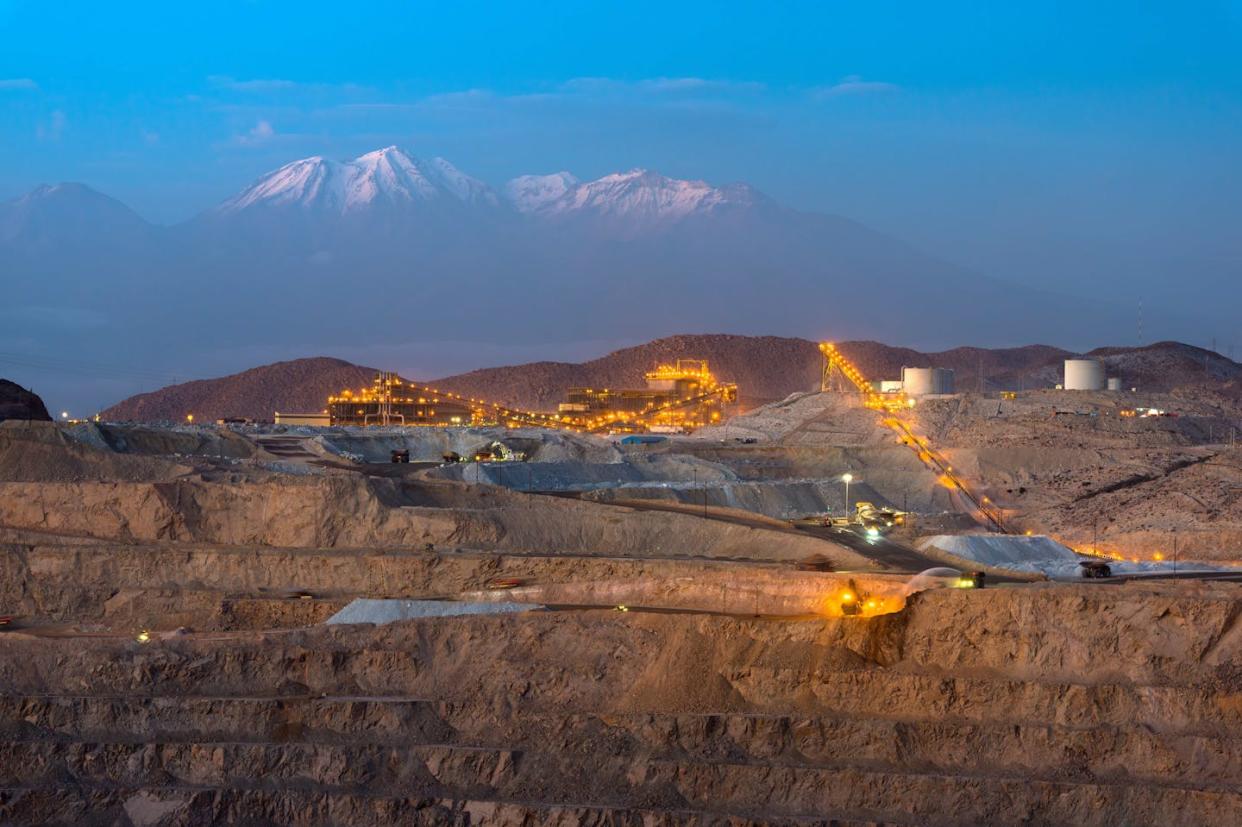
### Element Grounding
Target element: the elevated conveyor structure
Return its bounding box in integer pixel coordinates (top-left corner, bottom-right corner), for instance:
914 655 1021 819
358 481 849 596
818 342 1010 533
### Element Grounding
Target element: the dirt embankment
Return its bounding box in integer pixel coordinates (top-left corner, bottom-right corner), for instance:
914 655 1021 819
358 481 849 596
0 473 868 566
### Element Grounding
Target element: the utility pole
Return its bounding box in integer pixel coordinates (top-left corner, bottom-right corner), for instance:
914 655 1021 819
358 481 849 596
1173 531 1178 574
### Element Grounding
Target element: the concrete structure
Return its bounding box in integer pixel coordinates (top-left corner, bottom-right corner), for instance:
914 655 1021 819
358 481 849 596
274 412 330 426
1107 377 1123 391
620 434 668 446
1064 359 1106 391
901 367 955 396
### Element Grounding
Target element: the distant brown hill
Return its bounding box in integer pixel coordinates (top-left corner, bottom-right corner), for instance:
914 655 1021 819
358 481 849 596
436 335 824 410
100 358 376 422
100 336 1242 422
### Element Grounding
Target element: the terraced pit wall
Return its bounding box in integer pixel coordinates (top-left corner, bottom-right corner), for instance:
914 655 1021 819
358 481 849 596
2 582 1241 825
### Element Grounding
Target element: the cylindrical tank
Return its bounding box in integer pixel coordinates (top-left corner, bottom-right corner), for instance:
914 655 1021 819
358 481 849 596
901 367 955 395
1064 359 1105 391
1106 377 1122 391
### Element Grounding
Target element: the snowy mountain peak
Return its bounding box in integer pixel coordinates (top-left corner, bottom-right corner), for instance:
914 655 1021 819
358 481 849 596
213 148 756 224
505 168 759 221
503 172 581 212
218 147 497 215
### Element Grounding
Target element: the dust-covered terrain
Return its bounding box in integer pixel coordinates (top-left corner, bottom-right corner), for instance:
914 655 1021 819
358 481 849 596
3 392 1242 824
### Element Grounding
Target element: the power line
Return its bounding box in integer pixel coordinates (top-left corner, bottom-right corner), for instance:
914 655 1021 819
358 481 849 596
0 352 186 386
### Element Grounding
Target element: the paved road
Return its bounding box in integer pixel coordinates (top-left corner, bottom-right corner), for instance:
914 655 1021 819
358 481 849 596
793 523 944 573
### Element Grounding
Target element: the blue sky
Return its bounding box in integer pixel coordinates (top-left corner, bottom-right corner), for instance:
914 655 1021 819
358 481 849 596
3 1 1242 321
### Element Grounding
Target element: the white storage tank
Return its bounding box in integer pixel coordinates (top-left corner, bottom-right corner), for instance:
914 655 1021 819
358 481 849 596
1064 359 1105 391
1106 377 1122 391
901 366 955 395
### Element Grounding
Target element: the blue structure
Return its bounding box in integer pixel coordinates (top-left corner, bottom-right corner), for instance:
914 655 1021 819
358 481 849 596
620 434 668 446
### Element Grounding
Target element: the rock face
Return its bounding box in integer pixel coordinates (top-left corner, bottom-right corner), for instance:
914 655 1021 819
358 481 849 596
0 379 51 423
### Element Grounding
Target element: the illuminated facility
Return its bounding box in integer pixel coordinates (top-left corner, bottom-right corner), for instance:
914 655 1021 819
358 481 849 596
559 360 737 431
327 361 738 432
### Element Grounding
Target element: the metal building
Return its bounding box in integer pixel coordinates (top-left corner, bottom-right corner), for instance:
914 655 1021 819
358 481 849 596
901 366 955 395
1106 377 1123 391
1064 359 1106 391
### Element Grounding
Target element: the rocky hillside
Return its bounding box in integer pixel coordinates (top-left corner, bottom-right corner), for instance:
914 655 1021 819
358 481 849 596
0 379 51 423
99 336 1242 422
100 358 375 423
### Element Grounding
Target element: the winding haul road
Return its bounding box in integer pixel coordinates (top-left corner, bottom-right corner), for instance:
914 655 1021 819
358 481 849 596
533 490 945 573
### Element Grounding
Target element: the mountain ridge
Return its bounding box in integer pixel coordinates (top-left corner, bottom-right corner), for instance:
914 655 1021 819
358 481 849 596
1 147 766 226
98 335 1242 423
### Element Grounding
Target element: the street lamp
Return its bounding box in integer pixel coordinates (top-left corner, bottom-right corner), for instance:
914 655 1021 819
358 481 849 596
841 473 854 514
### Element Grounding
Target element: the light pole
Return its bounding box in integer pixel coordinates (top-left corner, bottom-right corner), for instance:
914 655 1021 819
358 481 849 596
841 473 853 516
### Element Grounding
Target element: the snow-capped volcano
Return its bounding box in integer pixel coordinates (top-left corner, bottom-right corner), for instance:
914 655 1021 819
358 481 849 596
0 182 152 245
506 168 761 221
217 147 498 214
212 148 760 227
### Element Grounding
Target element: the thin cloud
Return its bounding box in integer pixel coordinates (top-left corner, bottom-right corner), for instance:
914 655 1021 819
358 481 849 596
251 120 274 139
419 88 495 107
0 78 38 91
228 119 277 147
813 75 900 98
36 110 66 141
209 75 298 93
561 76 764 95
641 77 765 94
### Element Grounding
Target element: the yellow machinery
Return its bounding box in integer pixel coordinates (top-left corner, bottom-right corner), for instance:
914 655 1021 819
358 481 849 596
823 501 908 532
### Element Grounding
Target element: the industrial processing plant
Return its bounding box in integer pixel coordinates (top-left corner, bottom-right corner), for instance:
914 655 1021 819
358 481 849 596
327 360 738 433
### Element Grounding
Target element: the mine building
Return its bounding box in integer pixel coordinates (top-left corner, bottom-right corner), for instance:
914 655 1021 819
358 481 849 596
326 361 738 432
558 360 738 431
328 373 474 427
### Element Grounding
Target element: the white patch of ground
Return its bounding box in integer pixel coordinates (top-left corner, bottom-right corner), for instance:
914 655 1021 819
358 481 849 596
327 599 543 625
918 534 1227 580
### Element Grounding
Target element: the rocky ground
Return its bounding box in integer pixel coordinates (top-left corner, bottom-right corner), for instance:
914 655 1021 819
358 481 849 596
905 390 1242 561
0 379 50 424
2 409 1242 824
